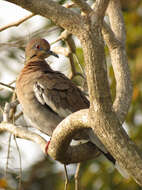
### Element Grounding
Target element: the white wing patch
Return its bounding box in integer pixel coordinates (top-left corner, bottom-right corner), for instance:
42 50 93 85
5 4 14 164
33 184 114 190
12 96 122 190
33 82 45 105
33 81 72 118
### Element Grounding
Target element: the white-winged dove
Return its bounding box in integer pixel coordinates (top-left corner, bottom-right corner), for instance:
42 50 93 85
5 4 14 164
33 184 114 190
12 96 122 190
16 38 128 177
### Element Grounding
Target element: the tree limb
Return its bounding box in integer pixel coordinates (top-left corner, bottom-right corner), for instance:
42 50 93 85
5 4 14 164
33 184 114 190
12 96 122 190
106 0 132 123
6 0 83 35
0 13 34 32
0 122 47 152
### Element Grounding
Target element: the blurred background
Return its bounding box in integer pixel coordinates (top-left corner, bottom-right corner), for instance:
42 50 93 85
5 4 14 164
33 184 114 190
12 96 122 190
0 0 142 189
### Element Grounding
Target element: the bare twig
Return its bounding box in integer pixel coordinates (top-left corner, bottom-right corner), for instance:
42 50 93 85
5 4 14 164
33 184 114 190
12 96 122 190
14 136 22 190
0 80 16 91
14 112 23 121
75 163 81 190
64 165 69 190
0 82 15 91
51 30 85 80
3 102 11 122
9 92 17 121
5 134 12 178
0 13 35 32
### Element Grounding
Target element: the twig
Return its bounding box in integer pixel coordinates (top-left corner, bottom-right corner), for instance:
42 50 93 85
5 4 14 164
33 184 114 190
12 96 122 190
5 134 12 178
64 164 69 190
14 112 23 121
73 54 85 78
14 136 22 190
51 30 84 79
0 13 35 32
75 163 81 190
9 92 17 121
0 122 47 153
0 80 16 91
0 82 15 91
3 103 10 122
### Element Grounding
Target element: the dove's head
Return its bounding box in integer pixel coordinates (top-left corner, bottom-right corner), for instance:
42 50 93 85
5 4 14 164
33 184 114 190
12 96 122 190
25 38 59 62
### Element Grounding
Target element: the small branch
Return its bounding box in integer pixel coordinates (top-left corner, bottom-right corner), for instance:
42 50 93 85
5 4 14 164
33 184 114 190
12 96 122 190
103 0 132 123
14 112 23 121
75 163 81 190
64 165 69 190
52 30 85 80
14 136 22 190
3 103 11 122
3 100 19 123
0 82 15 91
5 134 12 178
6 0 83 36
0 13 35 32
52 46 70 57
0 123 47 153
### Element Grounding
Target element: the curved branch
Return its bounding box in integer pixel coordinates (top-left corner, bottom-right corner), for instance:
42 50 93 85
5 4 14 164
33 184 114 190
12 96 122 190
0 122 100 164
107 0 126 42
105 0 132 123
48 109 100 164
6 0 83 35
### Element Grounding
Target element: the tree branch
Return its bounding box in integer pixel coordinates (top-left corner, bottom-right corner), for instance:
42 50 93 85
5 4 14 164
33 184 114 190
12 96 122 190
6 0 83 35
0 102 100 164
0 13 34 32
72 0 93 15
0 122 47 152
93 0 110 18
48 109 100 164
106 0 132 123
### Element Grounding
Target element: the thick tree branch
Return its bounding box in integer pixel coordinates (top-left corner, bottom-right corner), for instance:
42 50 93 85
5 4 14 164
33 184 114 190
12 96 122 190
0 102 100 164
0 121 100 164
6 0 83 35
48 109 100 164
106 1 132 123
107 0 126 42
75 0 142 186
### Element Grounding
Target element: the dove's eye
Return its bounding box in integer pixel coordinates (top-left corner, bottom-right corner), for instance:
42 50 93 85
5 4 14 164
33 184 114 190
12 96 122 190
35 44 40 49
